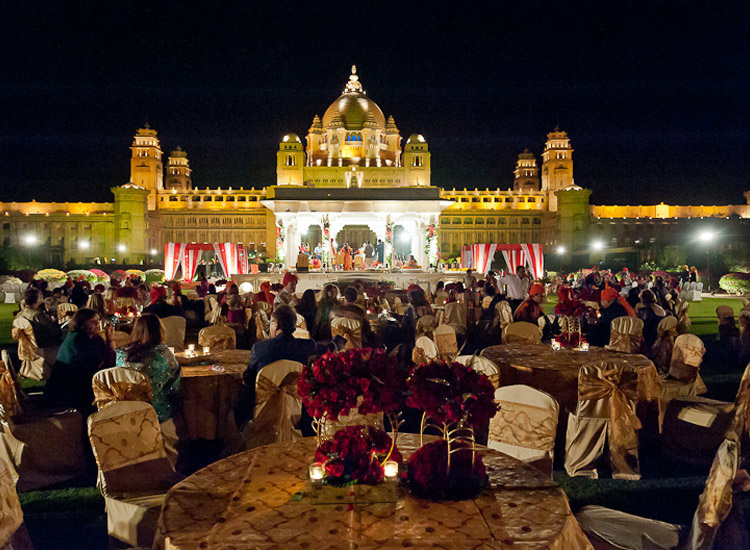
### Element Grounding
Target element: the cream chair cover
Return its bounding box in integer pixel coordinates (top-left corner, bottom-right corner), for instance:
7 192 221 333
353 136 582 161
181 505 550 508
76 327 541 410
650 316 678 374
0 456 32 550
292 329 311 339
443 302 467 335
715 305 734 322
198 323 236 350
204 295 220 323
56 301 77 323
564 362 642 480
88 400 182 548
657 334 708 430
11 316 56 381
92 367 152 411
331 317 362 349
242 360 304 450
576 436 739 550
493 300 514 331
161 316 187 352
677 301 692 335
606 316 644 354
112 330 130 349
415 315 436 339
185 291 199 301
455 354 500 388
433 323 458 359
412 336 439 364
433 291 448 306
503 321 542 345
254 309 270 341
296 313 307 332
488 385 559 477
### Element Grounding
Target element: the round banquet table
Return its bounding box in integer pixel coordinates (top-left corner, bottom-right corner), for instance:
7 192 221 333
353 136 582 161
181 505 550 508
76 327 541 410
176 349 251 440
481 343 662 413
155 434 593 550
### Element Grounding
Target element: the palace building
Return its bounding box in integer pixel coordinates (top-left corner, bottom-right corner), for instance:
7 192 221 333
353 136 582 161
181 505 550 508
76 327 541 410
2 66 749 270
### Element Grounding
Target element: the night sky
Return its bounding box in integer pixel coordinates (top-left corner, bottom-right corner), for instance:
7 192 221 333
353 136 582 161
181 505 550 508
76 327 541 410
2 2 748 206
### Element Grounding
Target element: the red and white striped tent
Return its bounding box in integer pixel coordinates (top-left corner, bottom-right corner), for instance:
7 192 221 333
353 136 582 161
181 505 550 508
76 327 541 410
163 242 250 281
459 243 545 278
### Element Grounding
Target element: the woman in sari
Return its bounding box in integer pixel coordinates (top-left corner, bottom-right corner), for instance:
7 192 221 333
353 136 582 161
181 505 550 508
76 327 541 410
343 244 353 271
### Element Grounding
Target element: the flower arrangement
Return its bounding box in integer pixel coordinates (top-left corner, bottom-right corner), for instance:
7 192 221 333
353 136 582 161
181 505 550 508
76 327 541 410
554 330 585 349
144 269 165 283
125 269 145 280
314 426 402 485
110 270 128 282
89 269 110 284
66 270 97 283
275 222 285 264
407 440 486 500
36 269 67 283
425 224 438 266
553 296 594 318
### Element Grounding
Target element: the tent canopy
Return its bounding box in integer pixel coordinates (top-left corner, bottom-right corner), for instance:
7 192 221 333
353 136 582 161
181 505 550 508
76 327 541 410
460 243 545 278
163 242 250 281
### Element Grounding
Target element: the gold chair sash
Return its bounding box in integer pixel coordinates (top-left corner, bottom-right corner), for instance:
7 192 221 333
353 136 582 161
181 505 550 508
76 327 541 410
491 400 557 452
245 372 302 449
416 315 436 339
92 378 153 410
607 317 644 354
331 320 362 349
198 325 236 350
12 324 39 362
0 365 21 419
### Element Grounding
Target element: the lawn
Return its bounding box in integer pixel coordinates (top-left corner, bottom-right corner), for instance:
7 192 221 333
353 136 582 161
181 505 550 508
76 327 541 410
0 302 19 345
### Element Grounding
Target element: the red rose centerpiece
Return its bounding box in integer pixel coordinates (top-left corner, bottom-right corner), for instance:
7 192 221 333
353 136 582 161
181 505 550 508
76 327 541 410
553 293 595 350
405 360 498 500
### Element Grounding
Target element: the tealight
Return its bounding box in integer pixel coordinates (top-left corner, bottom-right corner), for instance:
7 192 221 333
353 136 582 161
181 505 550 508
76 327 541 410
580 342 590 351
203 346 210 355
188 344 195 352
383 460 399 481
309 463 325 485
551 340 561 351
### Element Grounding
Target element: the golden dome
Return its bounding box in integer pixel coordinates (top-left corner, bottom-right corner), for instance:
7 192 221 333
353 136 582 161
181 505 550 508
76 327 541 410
321 66 386 131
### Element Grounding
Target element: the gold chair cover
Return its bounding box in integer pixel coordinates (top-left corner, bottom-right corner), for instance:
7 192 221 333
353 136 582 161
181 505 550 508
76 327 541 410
490 396 558 454
650 316 678 374
415 314 436 339
0 362 21 419
253 310 270 341
198 323 236 350
242 360 303 450
493 300 514 330
565 362 642 480
606 316 644 354
412 335 439 364
0 457 24 549
443 301 467 335
503 321 543 345
669 333 705 380
12 316 53 381
433 323 458 358
162 316 187 352
331 317 362 349
92 366 153 411
56 301 78 323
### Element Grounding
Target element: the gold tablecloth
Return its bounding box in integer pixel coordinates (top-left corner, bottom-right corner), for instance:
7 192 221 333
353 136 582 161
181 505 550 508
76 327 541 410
155 434 593 550
177 349 251 440
482 344 662 413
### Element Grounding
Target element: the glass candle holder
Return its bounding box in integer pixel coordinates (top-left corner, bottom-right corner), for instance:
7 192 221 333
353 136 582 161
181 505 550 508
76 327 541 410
551 340 561 351
203 346 210 355
188 344 195 352
579 342 590 351
383 460 399 481
309 463 325 485
168 346 175 354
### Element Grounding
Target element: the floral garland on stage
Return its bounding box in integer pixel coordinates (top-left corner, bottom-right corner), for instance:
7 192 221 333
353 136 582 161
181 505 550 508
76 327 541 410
321 217 331 266
425 223 438 267
275 221 285 264
385 222 394 266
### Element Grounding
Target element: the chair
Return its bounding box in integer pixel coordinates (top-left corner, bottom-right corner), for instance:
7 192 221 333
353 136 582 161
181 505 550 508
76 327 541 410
606 316 644 354
433 291 448 306
185 291 199 301
161 316 187 352
576 436 739 550
649 316 678 374
88 401 182 548
658 334 707 428
253 309 270 341
564 361 642 480
353 255 365 270
415 315 437 339
331 317 362 349
198 323 237 350
92 367 153 411
11 316 57 381
242 360 304 449
412 336 439 364
433 323 459 359
455 354 500 388
4 292 17 304
0 360 86 491
56 302 78 323
487 385 559 477
0 456 34 549
206 296 222 324
296 313 307 331
112 330 130 349
503 321 542 345
676 301 691 335
493 300 514 331
443 301 467 335
692 281 704 301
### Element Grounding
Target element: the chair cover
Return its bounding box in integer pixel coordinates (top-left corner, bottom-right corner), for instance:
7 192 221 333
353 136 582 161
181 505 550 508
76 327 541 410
416 315 436 339
658 335 708 427
433 291 448 306
0 457 32 550
564 361 642 480
455 354 500 388
296 313 307 331
87 401 181 548
198 323 237 350
242 360 304 450
161 316 187 351
691 282 703 302
204 295 220 322
715 305 734 322
650 316 677 374
576 437 738 550
412 336 439 364
493 300 514 331
606 316 644 354
503 321 542 345
56 302 78 323
113 330 130 349
11 316 55 381
292 329 311 339
185 291 199 301
254 310 270 341
433 323 458 359
253 300 272 315
331 317 362 349
488 385 559 477
443 302 467 335
0 360 22 419
92 367 152 411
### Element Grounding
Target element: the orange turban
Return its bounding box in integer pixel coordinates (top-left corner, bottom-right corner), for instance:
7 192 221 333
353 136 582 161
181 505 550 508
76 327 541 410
601 288 620 301
529 283 545 296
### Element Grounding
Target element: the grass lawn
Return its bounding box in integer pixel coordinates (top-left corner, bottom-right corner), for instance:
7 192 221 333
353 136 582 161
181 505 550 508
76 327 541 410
0 302 19 345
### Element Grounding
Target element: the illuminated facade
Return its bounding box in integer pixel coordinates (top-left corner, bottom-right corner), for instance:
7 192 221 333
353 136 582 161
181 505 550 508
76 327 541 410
1 66 749 270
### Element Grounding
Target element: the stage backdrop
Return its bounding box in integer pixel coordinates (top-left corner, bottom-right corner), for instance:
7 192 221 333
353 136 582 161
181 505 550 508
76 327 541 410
460 243 544 278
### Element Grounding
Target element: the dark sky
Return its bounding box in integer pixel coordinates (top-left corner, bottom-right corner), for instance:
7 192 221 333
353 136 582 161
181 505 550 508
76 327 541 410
1 2 748 206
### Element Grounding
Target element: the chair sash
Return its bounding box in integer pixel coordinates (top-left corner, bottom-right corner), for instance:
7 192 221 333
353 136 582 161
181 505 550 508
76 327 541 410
198 323 236 350
0 363 21 420
606 316 644 354
244 370 302 449
12 320 39 363
669 334 705 382
254 310 270 341
92 367 152 411
416 315 436 339
331 318 362 349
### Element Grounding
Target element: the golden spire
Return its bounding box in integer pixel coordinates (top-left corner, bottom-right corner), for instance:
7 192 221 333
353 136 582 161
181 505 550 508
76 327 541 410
344 65 364 94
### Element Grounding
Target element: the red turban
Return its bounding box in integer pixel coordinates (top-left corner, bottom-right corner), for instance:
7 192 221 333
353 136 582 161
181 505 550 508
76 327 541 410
601 288 620 301
283 272 298 287
150 286 167 303
529 283 545 296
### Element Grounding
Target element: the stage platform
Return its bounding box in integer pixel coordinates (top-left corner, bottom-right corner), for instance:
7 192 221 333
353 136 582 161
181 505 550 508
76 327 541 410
233 270 466 293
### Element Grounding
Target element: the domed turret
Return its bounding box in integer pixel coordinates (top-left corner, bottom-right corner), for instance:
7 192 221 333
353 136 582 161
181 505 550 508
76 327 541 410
321 66 386 131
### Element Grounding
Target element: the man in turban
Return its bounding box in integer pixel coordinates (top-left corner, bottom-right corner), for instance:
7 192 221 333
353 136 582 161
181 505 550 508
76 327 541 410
588 287 632 346
513 283 546 324
273 272 299 309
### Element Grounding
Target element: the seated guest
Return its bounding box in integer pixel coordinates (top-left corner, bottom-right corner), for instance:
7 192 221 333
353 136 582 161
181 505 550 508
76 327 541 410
588 287 630 346
403 255 419 268
253 281 275 308
296 289 318 336
44 308 115 415
86 293 116 332
314 284 339 341
116 313 182 422
401 288 433 341
18 288 63 349
239 305 315 426
274 272 298 309
334 287 375 347
433 281 448 305
637 289 667 349
143 286 183 318
513 283 545 324
296 250 310 273
480 285 505 322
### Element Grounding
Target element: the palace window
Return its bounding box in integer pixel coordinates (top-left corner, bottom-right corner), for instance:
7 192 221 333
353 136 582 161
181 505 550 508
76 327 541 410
285 154 296 166
227 196 235 202
215 196 224 202
476 218 484 224
203 196 212 202
472 197 480 203
412 155 423 167
238 196 246 201
498 218 507 225
453 218 460 224
505 198 512 203
464 218 472 225
521 218 530 225
486 218 496 225
441 218 450 225
234 218 243 224
528 197 536 203
533 218 541 225
169 196 178 202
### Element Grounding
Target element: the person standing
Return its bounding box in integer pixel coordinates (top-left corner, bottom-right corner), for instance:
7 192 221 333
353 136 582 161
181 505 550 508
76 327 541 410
364 241 374 268
343 244 353 271
499 265 530 314
376 239 385 265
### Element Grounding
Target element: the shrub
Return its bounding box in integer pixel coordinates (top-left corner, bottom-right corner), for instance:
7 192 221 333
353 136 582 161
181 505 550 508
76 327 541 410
718 272 750 295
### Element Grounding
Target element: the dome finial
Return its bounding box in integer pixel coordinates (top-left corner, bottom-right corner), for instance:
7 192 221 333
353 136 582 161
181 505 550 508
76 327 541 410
344 65 363 93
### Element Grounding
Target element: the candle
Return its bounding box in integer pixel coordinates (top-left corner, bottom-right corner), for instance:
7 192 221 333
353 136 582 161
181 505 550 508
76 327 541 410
383 460 399 481
188 344 195 352
168 346 175 354
203 346 210 355
551 340 561 351
580 342 590 351
309 463 325 484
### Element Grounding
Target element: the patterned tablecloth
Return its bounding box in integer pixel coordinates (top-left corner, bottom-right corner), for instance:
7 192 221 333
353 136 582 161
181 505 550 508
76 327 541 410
482 344 662 413
177 349 251 440
155 434 593 550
